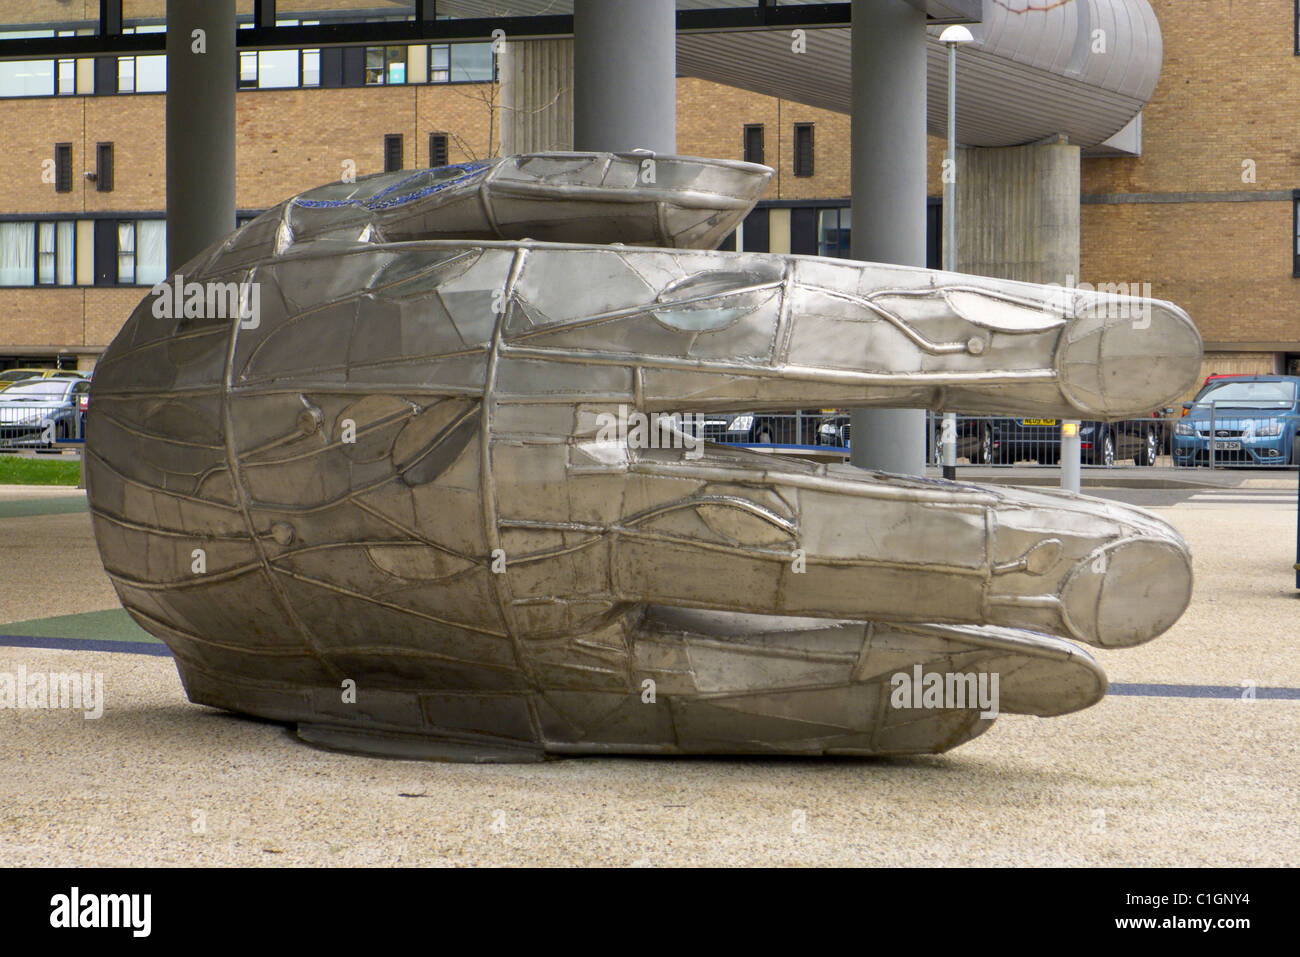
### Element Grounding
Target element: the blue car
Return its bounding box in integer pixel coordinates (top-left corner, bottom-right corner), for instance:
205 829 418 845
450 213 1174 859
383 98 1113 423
1173 375 1300 467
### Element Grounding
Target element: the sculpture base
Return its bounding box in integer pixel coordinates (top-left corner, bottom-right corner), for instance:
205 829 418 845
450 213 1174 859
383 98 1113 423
297 723 547 763
176 660 995 761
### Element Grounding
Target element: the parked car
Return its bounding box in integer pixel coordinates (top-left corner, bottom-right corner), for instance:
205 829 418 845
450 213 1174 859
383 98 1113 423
816 412 851 448
991 415 1162 466
813 413 993 463
0 376 91 449
0 368 86 393
1172 375 1300 467
700 411 820 445
927 415 994 464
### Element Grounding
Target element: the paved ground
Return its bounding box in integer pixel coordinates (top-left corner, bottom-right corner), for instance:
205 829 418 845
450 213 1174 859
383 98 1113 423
1 479 1296 866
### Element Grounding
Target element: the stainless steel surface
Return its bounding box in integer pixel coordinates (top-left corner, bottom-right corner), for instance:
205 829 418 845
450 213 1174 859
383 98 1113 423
86 151 1204 760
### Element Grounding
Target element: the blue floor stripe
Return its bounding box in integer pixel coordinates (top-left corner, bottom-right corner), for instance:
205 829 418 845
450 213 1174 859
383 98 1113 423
0 635 172 657
1108 682 1300 700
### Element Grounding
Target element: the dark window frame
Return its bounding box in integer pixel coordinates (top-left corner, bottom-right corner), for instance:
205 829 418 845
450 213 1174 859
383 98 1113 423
96 142 114 192
54 143 73 193
429 132 449 169
384 134 404 173
792 123 814 178
1293 190 1300 277
743 123 765 166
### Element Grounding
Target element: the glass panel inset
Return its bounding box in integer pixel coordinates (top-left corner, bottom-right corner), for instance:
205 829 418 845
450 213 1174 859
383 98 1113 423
0 59 54 96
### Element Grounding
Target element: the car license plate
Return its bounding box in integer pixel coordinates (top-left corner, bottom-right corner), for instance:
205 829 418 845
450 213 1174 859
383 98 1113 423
1022 418 1056 427
1213 441 1241 451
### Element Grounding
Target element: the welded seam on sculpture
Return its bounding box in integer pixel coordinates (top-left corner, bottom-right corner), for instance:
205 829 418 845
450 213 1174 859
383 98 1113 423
218 264 345 681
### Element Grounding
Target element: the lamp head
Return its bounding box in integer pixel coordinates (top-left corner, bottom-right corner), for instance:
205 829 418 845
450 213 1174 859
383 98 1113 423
939 25 975 45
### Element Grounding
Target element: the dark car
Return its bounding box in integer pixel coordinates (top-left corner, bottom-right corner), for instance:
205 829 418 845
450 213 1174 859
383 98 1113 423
700 411 820 445
991 415 1162 466
1173 375 1300 467
816 412 851 448
928 415 994 465
0 376 91 450
814 413 993 464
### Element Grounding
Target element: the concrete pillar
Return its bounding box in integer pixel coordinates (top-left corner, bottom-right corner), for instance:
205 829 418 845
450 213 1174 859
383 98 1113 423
849 0 927 476
500 38 574 155
954 136 1080 285
166 0 236 272
954 136 1082 489
573 0 675 154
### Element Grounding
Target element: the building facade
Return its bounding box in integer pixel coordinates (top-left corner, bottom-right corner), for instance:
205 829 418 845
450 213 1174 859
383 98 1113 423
1 0 1296 386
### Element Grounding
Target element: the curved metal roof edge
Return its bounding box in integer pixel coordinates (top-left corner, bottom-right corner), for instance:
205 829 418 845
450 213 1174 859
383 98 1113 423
678 0 1164 151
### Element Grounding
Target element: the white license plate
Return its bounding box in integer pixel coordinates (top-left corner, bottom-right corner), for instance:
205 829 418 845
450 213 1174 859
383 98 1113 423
1213 441 1241 451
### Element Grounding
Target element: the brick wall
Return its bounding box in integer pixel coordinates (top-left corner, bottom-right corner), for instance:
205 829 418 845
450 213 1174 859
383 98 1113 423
676 78 851 202
1081 200 1297 347
0 83 495 355
1078 0 1300 351
4 0 1300 363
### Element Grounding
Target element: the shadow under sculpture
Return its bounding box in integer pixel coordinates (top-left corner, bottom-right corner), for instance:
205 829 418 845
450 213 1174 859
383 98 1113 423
85 152 1203 761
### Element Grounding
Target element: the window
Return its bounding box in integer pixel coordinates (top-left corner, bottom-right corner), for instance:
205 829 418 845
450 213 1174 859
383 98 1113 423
37 222 75 285
302 49 321 87
1294 193 1300 277
117 222 135 284
96 143 114 192
743 124 765 166
788 204 852 257
0 60 54 97
385 134 404 173
366 46 407 85
793 123 814 178
430 45 449 83
240 48 317 89
117 55 165 93
56 58 75 95
111 220 166 286
0 220 74 286
817 208 851 258
926 197 942 269
54 144 73 193
429 133 449 169
118 27 167 93
429 42 495 83
239 52 259 89
0 223 36 286
136 221 167 286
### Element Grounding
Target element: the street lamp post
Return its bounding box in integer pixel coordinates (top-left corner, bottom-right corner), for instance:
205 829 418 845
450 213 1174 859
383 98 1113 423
940 25 972 481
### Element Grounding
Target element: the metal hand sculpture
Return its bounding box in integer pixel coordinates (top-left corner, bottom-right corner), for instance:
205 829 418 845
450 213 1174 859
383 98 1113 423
86 153 1202 760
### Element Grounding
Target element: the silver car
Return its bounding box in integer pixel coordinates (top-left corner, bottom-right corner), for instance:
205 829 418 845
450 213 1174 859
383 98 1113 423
0 376 90 449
